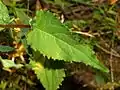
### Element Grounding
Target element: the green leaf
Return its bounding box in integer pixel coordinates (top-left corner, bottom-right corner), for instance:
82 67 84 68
29 60 65 90
2 0 13 6
27 10 109 73
95 73 106 85
0 1 10 30
0 57 23 69
0 45 14 52
0 81 8 90
15 8 30 24
105 17 116 24
0 1 10 24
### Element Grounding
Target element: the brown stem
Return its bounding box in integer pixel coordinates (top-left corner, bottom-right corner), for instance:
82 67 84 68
0 24 31 28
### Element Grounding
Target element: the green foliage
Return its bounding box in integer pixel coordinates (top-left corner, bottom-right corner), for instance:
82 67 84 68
95 73 106 86
0 45 14 52
27 10 108 73
92 6 116 31
0 1 10 30
0 57 23 69
27 10 109 89
0 1 10 24
29 60 65 90
0 81 7 90
15 8 30 24
0 1 112 90
65 20 89 29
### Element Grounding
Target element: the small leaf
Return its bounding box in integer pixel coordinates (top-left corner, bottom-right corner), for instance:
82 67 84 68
0 57 23 69
0 81 8 90
0 1 10 24
2 0 13 6
0 45 14 52
0 0 10 24
27 10 109 73
105 17 116 24
108 10 116 15
0 1 10 30
29 60 65 90
95 73 106 85
15 8 30 24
